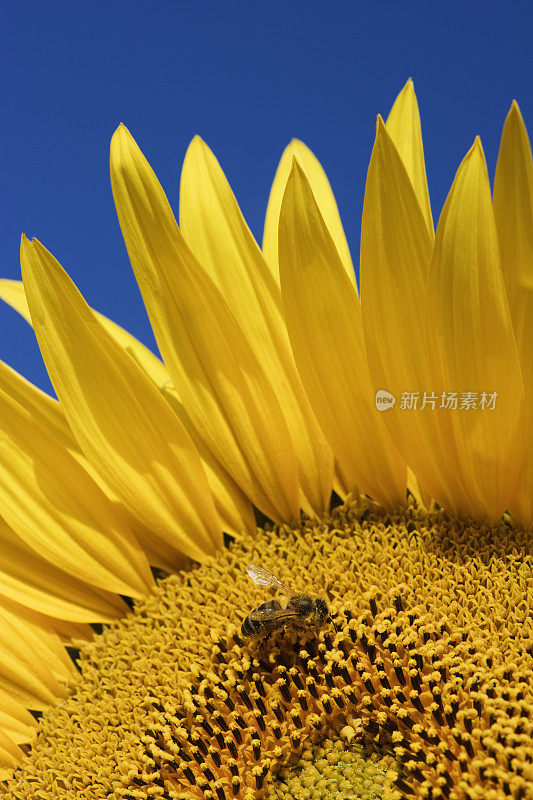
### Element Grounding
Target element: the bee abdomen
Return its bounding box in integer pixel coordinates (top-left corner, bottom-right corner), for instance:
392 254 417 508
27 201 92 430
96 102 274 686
241 615 261 637
241 599 280 638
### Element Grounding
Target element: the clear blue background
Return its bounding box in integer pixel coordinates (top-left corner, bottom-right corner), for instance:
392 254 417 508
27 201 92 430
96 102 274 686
1 0 532 394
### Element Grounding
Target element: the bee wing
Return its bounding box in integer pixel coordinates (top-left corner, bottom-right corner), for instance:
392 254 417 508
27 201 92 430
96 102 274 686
246 564 294 595
249 605 300 623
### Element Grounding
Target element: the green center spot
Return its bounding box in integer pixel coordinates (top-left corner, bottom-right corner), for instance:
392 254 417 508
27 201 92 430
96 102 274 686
269 731 397 800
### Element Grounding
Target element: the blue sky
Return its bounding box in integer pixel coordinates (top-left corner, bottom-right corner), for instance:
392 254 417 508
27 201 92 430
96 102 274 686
1 0 532 394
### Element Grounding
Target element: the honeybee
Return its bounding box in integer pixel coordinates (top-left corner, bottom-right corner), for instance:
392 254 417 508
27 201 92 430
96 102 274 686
241 564 329 640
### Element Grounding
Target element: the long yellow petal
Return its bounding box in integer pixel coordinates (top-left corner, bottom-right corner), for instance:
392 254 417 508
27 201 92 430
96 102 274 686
110 125 302 522
0 607 64 710
51 620 94 645
0 516 128 622
386 79 434 236
0 289 75 454
0 378 154 599
0 357 122 505
0 356 186 573
0 689 37 745
0 287 150 503
0 729 25 779
21 237 223 562
406 468 431 511
162 386 256 537
0 276 171 390
179 136 333 516
493 102 533 528
332 461 354 501
263 139 355 287
278 159 406 508
0 597 77 683
0 281 255 538
0 278 31 321
360 117 468 513
427 138 525 521
0 322 146 517
93 318 256 536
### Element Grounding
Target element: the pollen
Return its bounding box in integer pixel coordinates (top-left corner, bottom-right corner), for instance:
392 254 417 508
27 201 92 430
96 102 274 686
3 499 532 800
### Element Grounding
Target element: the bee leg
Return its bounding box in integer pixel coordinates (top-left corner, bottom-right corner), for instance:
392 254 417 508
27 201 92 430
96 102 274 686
292 622 308 633
260 622 284 647
260 629 275 647
328 615 340 633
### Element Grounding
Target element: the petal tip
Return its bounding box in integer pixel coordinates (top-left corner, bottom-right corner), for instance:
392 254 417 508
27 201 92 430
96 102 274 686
184 135 211 168
473 135 486 157
508 100 523 123
110 124 136 163
466 136 485 163
189 134 207 152
375 114 386 134
112 123 129 141
20 234 36 254
287 156 306 190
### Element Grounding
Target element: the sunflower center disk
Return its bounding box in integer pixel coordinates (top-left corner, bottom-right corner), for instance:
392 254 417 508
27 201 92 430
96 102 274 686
3 500 532 800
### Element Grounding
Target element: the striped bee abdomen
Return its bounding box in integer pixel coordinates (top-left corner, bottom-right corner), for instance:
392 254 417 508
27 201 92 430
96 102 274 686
241 599 283 637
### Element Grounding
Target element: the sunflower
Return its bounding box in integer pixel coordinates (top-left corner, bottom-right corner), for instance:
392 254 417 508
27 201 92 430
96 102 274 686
0 80 531 799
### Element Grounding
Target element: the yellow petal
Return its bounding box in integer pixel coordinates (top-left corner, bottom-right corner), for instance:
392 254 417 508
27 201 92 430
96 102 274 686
0 607 64 710
0 281 255 538
0 278 31 322
332 461 354 501
0 516 128 622
0 356 185 573
111 124 302 522
0 688 37 745
179 136 333 516
0 357 74 452
427 138 525 521
0 357 120 503
0 276 172 408
493 102 533 528
0 729 25 779
51 620 94 645
263 139 355 287
360 117 467 513
97 319 256 536
386 79 434 235
96 309 170 388
0 275 171 390
0 597 77 683
0 287 151 502
21 237 223 561
278 159 406 508
162 386 256 538
0 373 155 599
406 468 430 510
0 319 146 519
